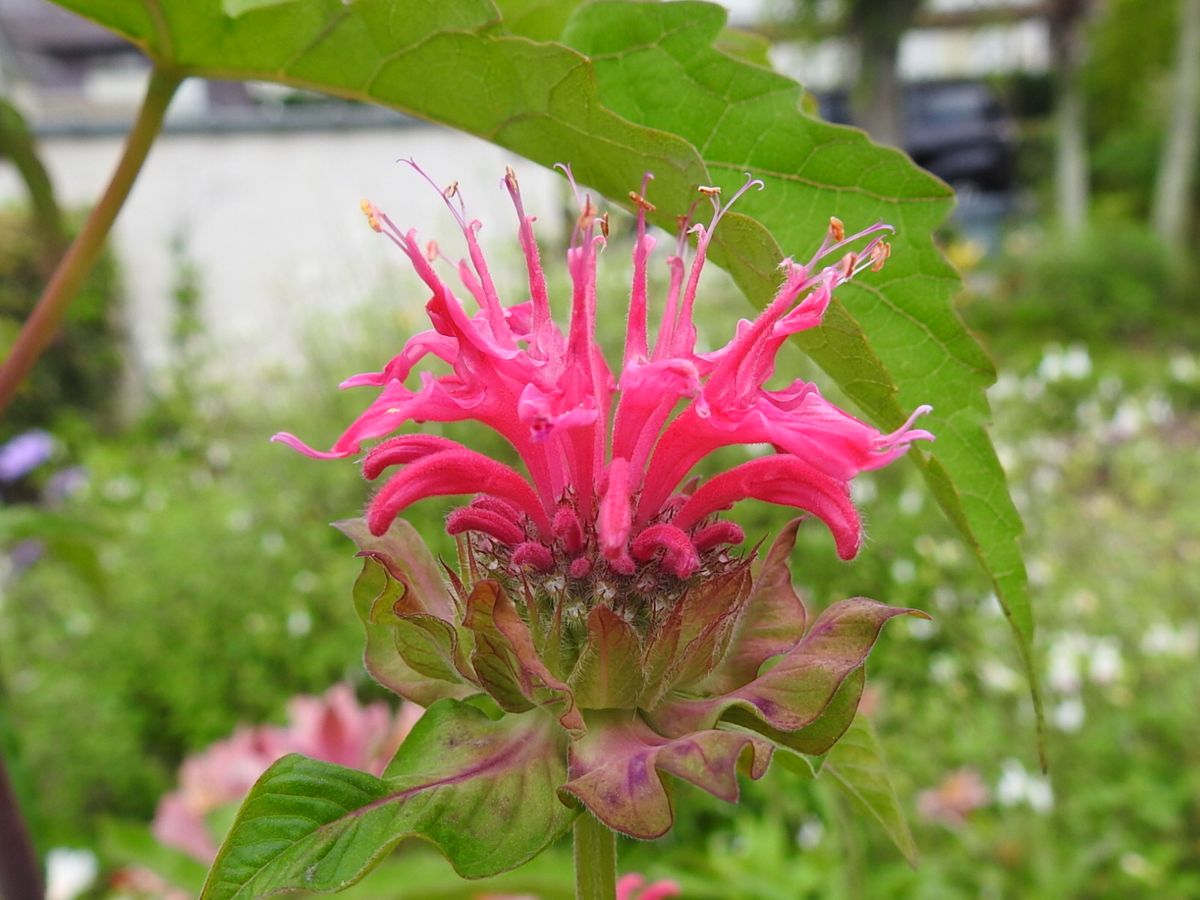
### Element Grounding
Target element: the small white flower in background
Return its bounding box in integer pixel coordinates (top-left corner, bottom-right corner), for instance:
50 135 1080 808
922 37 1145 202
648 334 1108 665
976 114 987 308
1088 638 1124 686
286 607 313 637
978 659 1020 694
1168 352 1197 383
1052 697 1086 733
1037 342 1092 382
891 558 916 584
996 758 1054 813
796 817 824 849
1046 633 1087 694
1141 622 1199 658
45 848 98 900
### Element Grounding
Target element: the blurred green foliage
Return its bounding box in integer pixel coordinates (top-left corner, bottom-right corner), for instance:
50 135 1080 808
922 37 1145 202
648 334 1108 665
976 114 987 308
2 214 1198 895
0 209 124 437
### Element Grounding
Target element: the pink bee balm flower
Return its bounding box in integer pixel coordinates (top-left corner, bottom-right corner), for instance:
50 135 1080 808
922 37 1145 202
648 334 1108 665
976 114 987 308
274 163 931 587
153 684 419 862
274 164 932 843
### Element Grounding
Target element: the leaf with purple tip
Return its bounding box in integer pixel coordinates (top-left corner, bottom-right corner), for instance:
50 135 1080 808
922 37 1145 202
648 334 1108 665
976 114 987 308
648 598 924 738
559 709 771 840
200 700 574 898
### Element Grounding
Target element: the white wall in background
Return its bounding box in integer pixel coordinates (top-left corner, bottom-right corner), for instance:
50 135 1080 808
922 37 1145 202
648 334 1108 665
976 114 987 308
0 124 565 394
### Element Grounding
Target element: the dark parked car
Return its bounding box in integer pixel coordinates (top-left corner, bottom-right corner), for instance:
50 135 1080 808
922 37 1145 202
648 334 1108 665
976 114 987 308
817 80 1018 192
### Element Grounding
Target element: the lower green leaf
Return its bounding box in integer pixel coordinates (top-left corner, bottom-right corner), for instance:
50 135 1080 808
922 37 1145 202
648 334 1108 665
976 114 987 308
200 700 575 899
822 717 919 867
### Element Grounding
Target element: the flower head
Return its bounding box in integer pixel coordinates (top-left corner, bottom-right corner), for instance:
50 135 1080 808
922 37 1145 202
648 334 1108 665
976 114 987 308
275 163 930 585
277 165 931 840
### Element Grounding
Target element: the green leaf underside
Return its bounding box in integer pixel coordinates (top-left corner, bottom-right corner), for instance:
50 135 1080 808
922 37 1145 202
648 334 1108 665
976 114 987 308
201 700 574 899
463 580 585 734
823 717 920 867
569 605 644 708
55 0 1037 730
703 518 808 695
351 556 475 706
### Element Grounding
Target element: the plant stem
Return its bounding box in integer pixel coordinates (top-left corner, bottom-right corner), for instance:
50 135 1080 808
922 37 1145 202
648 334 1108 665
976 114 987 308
0 67 181 417
573 813 617 900
0 750 41 900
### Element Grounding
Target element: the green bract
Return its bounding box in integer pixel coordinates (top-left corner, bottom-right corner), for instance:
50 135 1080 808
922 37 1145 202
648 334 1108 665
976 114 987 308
201 519 922 894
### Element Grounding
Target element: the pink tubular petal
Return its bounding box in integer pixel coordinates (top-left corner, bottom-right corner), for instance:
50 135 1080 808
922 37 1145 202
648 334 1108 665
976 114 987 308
553 507 585 555
598 457 633 561
338 329 457 389
367 449 550 537
569 557 593 579
673 456 862 560
691 521 745 553
362 434 464 480
511 541 554 572
470 495 521 519
445 507 525 545
504 168 555 352
270 431 353 460
631 523 701 578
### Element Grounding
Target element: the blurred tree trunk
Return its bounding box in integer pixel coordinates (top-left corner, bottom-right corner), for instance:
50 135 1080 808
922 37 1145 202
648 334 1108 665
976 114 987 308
1049 0 1092 238
848 0 923 147
1152 0 1200 254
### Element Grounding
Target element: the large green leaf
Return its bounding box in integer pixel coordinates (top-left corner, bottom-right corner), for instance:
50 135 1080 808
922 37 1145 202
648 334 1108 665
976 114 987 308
200 700 574 898
50 0 1038 735
559 0 1040 745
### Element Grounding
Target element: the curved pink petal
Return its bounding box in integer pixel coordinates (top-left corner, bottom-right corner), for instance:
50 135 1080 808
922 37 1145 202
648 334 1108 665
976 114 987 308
446 507 526 545
673 455 862 560
630 523 700 578
553 506 585 555
691 521 745 553
367 449 550 537
598 457 633 561
338 329 457 389
362 434 465 479
511 541 554 572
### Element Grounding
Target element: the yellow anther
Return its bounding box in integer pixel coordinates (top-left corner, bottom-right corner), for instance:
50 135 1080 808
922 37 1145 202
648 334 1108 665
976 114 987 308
360 199 381 233
628 190 657 213
444 181 459 199
837 252 857 278
870 241 891 272
599 212 610 239
698 185 721 197
829 216 845 242
577 195 598 232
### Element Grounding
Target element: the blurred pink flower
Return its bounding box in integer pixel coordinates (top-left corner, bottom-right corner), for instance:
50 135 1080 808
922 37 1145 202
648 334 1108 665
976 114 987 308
618 872 682 900
153 684 420 861
275 164 931 584
917 767 990 828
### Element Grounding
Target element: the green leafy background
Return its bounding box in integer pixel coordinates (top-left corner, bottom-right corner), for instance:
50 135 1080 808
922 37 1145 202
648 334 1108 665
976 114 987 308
46 0 1036 724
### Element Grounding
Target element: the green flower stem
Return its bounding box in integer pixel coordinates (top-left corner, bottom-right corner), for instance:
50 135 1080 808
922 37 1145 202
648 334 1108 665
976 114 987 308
573 813 617 900
0 66 181 416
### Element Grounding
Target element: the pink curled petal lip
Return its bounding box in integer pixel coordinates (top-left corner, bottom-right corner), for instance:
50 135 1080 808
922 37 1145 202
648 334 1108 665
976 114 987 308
269 432 354 460
630 523 701 578
673 455 862 560
362 434 465 480
446 506 526 546
367 449 551 538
